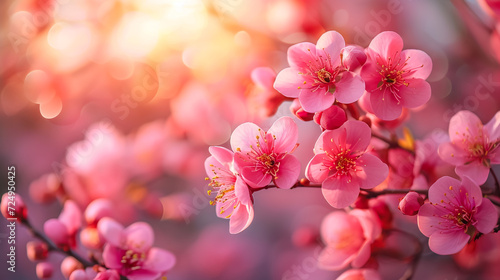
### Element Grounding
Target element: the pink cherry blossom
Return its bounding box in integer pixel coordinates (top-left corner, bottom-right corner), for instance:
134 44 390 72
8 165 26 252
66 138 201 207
306 120 388 208
360 31 432 120
417 176 498 255
438 110 500 185
205 146 254 234
97 218 176 280
231 116 301 189
248 67 286 119
318 209 381 271
274 31 365 113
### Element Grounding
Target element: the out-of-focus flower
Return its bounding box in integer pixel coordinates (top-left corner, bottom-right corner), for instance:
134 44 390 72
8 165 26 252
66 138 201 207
313 104 347 131
1 193 27 221
70 267 120 280
248 67 287 118
438 110 500 185
44 200 82 249
335 268 382 280
231 116 300 189
97 218 176 280
29 173 61 203
61 256 84 279
398 191 424 216
36 262 54 279
360 31 432 120
417 176 498 255
27 241 49 261
306 120 388 208
318 209 381 270
205 146 254 234
274 31 365 113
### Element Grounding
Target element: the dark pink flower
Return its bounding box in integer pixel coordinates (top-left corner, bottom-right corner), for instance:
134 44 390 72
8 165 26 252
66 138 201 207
205 146 254 234
438 110 500 185
97 218 176 280
274 31 365 113
318 209 381 270
417 176 498 255
306 120 388 208
231 117 300 189
360 31 432 120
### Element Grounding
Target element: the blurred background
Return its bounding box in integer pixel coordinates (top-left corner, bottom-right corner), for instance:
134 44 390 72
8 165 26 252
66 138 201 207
1 0 500 279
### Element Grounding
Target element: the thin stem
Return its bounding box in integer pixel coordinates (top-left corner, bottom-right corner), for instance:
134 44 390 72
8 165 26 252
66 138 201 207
362 189 428 199
371 133 414 154
252 181 322 193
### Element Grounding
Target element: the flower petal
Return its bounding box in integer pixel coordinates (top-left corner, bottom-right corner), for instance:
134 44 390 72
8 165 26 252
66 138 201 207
401 49 433 80
230 122 261 152
315 31 345 66
287 42 318 69
142 247 176 273
240 165 272 188
437 142 469 165
351 240 371 268
368 31 404 59
355 153 388 189
229 203 254 234
334 71 365 104
417 203 440 237
322 176 360 209
234 176 252 206
360 62 382 92
448 110 483 144
427 176 462 204
369 89 403 120
208 146 234 166
268 117 298 153
398 79 431 108
251 67 276 89
306 154 330 183
484 111 500 141
273 67 302 98
428 230 470 255
97 218 125 248
299 87 336 113
317 246 354 271
455 161 490 185
475 198 498 234
102 245 124 269
124 222 154 252
272 155 300 189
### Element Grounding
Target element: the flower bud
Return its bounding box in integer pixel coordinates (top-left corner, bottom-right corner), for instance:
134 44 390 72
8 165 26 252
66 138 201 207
313 105 347 130
398 191 424 216
61 256 83 279
290 99 314 121
44 219 69 248
36 262 54 279
1 193 27 221
80 227 104 249
27 241 49 261
341 45 367 71
84 199 113 226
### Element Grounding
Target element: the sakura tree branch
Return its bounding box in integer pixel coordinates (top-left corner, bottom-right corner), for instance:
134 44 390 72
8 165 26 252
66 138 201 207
362 189 428 199
371 133 415 154
252 181 322 193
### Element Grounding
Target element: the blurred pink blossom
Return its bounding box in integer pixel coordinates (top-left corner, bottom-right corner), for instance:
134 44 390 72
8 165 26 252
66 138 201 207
335 268 382 280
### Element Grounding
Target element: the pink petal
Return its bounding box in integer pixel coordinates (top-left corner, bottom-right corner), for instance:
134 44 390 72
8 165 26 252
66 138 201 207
322 176 360 209
230 122 261 152
240 165 272 188
274 155 300 189
287 42 318 69
44 219 69 246
251 67 276 89
97 218 125 248
350 209 382 241
368 31 404 59
427 176 462 204
355 154 389 189
305 154 329 183
437 142 469 165
126 270 160 280
398 79 431 108
229 203 254 234
58 200 82 235
428 230 470 255
124 222 154 252
351 240 371 268
360 62 383 92
102 245 124 269
475 198 498 234
369 89 403 120
317 246 354 271
400 49 433 80
341 120 372 153
417 203 440 237
484 111 500 142
460 176 484 205
299 87 335 113
273 67 302 98
455 161 490 185
234 176 252 206
208 146 234 166
334 71 365 104
448 111 483 143
268 116 298 153
321 211 356 243
142 247 176 273
315 31 345 66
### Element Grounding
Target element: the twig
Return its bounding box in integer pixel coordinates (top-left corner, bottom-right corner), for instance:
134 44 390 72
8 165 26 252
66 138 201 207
362 189 428 199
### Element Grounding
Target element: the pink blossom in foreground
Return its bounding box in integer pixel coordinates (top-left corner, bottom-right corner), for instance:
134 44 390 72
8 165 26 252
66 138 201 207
306 120 388 208
231 117 300 189
438 110 500 185
318 209 381 270
274 31 365 113
360 31 432 120
336 268 382 280
417 176 498 255
97 218 176 280
205 146 254 234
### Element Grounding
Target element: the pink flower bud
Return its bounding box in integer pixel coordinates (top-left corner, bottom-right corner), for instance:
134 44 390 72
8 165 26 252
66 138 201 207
80 227 104 249
84 199 113 226
398 191 424 216
1 193 27 221
313 105 347 130
341 45 367 71
27 241 49 261
36 262 54 279
44 219 69 248
290 99 314 121
61 256 83 279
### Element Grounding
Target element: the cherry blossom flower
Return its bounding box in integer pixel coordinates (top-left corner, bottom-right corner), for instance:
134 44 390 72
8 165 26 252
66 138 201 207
360 31 432 120
274 31 365 113
318 209 381 270
438 110 500 185
231 117 300 189
205 146 254 234
97 218 176 280
417 176 498 255
306 120 388 208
